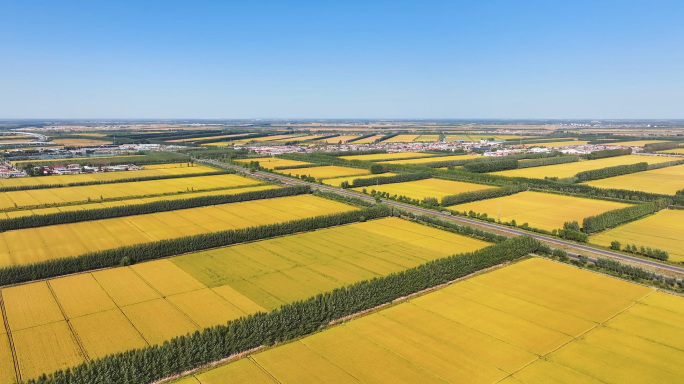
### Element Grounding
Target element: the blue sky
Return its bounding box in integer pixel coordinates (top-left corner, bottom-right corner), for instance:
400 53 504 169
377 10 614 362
1 1 682 119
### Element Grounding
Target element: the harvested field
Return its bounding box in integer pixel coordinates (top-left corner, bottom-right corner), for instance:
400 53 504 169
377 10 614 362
0 174 266 212
492 155 673 179
182 258 673 384
321 173 397 187
0 194 356 268
450 191 630 231
582 163 684 195
276 165 369 179
353 178 495 201
380 154 480 164
589 209 684 261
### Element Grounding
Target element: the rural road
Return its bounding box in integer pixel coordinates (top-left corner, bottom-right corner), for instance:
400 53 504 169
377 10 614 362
202 159 684 275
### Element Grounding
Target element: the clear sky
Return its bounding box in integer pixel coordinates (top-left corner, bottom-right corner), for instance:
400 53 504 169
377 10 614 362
1 1 682 119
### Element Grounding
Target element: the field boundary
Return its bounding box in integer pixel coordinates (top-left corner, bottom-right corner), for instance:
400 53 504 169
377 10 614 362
45 280 91 362
0 291 20 383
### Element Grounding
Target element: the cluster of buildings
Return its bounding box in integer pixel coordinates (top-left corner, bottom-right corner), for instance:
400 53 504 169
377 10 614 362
39 164 143 176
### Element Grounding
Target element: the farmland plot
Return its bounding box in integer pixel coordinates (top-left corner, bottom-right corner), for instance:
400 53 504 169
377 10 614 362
353 178 495 201
276 165 369 179
582 163 684 195
451 191 629 231
181 258 676 384
380 154 480 164
340 152 435 161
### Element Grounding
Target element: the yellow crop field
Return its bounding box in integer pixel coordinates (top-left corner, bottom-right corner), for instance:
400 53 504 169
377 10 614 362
590 209 684 261
70 309 148 359
315 135 358 143
0 194 356 268
171 217 488 310
582 163 684 195
0 163 216 189
232 134 302 145
383 134 419 142
51 138 112 147
321 172 397 187
181 258 673 384
1 216 488 381
354 178 496 201
167 133 247 143
445 134 523 142
2 282 64 331
340 151 435 161
233 157 310 169
0 332 15 384
492 155 674 179
277 165 370 179
354 134 385 143
414 134 439 141
451 191 630 231
12 321 85 380
606 140 669 147
11 155 146 165
0 174 266 212
528 140 589 147
380 154 481 164
657 148 684 155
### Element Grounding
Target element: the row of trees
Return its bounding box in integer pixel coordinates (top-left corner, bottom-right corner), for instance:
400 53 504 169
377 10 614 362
349 172 430 188
596 257 678 283
0 171 230 193
0 186 311 232
440 184 527 206
517 155 579 168
0 205 392 286
582 199 667 233
462 158 518 173
582 148 631 160
27 235 543 384
610 241 669 261
574 162 648 182
644 142 679 152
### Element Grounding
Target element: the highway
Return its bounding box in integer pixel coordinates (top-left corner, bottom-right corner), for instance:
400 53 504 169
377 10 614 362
202 159 684 275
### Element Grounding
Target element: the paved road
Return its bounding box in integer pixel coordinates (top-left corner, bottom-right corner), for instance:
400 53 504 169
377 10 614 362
202 159 684 275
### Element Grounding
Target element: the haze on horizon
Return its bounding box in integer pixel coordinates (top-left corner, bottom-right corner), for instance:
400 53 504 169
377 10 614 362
1 1 682 120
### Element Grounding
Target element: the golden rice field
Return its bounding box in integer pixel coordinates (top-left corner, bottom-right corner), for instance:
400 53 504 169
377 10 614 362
0 194 356 268
445 134 523 142
232 134 302 145
492 155 674 179
354 134 385 143
414 134 439 141
11 155 146 165
177 258 680 384
233 157 311 169
590 209 684 262
51 138 112 147
277 165 370 179
0 217 487 382
383 134 420 142
321 173 397 187
354 178 496 201
166 133 247 143
340 151 435 161
0 184 276 220
315 135 358 143
0 173 262 211
606 140 670 147
0 163 216 189
450 191 630 231
657 148 684 155
380 154 481 164
528 140 589 147
582 163 684 195
281 134 323 142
